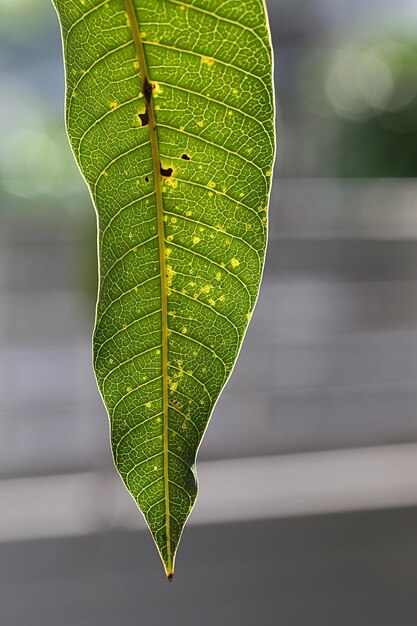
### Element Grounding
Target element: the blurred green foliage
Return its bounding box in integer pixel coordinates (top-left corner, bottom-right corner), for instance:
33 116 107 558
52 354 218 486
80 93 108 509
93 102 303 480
300 35 417 178
327 39 417 177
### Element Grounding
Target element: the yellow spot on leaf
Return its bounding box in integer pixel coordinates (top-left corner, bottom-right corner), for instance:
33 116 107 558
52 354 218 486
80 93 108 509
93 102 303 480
166 265 175 286
152 82 163 98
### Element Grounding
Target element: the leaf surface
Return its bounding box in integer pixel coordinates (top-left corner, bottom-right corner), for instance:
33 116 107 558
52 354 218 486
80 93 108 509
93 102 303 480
53 0 275 577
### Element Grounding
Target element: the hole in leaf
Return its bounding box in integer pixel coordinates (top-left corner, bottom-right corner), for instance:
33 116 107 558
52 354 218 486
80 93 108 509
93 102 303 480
181 153 191 160
143 77 153 103
138 107 149 126
145 175 149 183
160 164 173 177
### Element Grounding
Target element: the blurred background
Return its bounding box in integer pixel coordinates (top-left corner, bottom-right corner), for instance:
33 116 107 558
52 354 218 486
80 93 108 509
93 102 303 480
1 0 417 623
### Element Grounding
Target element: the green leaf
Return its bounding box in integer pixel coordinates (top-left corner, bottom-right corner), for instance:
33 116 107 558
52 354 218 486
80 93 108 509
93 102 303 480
53 0 275 577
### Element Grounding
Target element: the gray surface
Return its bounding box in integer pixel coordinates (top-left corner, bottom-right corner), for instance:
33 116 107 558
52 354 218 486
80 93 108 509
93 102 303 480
1 509 417 626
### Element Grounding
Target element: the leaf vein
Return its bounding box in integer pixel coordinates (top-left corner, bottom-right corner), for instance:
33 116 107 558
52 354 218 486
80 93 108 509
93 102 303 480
144 40 271 93
169 365 213 403
116 414 164 462
102 344 162 387
164 209 261 261
159 123 267 179
166 240 253 305
156 79 273 148
100 234 158 284
165 0 270 57
169 329 228 375
94 308 162 365
96 274 159 325
111 375 163 415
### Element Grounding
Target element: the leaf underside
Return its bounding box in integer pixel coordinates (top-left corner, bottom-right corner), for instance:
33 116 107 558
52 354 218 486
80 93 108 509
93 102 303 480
53 0 275 577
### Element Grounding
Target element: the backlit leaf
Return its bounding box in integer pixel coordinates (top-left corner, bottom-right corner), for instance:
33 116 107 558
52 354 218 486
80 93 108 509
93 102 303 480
53 0 275 577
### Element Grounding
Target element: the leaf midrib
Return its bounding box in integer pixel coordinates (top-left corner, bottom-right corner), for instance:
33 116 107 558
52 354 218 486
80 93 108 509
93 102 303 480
123 0 172 577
